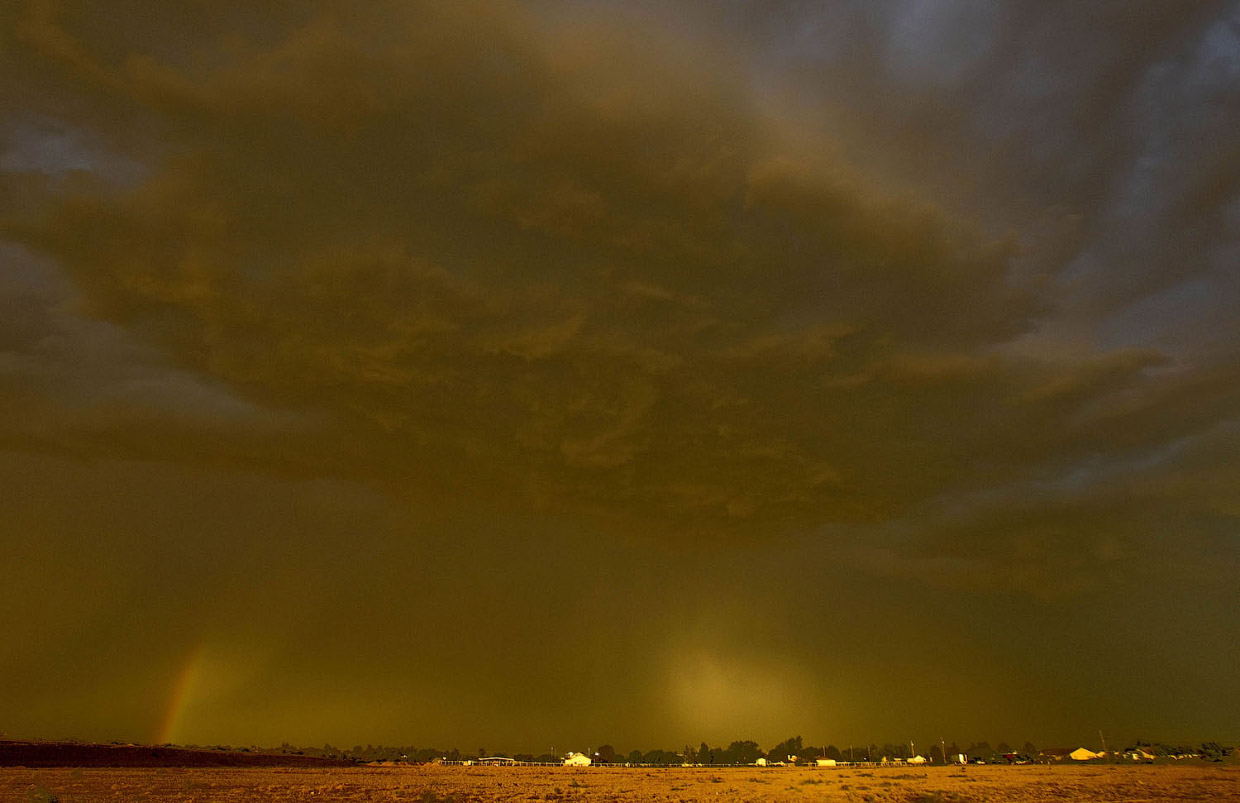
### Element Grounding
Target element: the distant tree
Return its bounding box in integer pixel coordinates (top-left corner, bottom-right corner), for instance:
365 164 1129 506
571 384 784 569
642 749 679 764
1022 742 1037 756
767 736 804 762
1200 742 1225 761
596 744 616 763
996 742 1013 755
628 749 642 764
683 745 697 764
722 741 764 765
699 742 714 765
824 745 843 762
965 742 992 760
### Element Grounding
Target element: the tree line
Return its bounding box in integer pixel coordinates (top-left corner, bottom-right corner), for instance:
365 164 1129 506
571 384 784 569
171 737 1235 765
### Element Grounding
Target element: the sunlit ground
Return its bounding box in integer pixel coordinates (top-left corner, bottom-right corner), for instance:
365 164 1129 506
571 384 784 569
4 762 1239 802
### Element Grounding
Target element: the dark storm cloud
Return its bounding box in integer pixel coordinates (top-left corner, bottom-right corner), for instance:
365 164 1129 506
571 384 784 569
2 0 1076 534
689 0 1240 593
2 0 1239 749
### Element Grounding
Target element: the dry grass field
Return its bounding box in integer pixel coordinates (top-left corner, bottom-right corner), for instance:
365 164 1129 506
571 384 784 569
3 762 1239 802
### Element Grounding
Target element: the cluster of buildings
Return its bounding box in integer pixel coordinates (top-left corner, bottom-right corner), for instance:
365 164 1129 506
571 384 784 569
1039 747 1167 762
465 745 1184 768
466 753 593 766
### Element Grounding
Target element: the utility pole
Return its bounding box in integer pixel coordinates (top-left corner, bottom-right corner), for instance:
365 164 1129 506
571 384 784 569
940 736 947 765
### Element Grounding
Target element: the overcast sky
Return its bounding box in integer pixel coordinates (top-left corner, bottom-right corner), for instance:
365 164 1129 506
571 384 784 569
2 0 1239 754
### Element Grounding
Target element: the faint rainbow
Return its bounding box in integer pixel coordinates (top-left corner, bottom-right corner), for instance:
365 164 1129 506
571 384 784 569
156 643 207 745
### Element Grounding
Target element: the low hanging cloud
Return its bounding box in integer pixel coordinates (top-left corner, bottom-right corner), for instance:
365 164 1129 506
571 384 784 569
3 0 1238 553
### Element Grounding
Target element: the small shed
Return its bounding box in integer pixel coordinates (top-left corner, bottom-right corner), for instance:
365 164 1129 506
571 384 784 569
563 752 592 766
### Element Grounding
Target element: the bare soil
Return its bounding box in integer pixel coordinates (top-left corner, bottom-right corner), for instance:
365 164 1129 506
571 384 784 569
3 762 1238 802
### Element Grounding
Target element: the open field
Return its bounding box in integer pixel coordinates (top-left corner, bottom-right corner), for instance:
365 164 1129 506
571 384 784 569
3 763 1239 802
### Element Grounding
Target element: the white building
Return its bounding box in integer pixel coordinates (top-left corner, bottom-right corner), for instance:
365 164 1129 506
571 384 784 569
563 752 592 766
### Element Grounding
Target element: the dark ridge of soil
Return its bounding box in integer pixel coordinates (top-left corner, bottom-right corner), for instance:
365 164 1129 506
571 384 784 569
0 740 358 768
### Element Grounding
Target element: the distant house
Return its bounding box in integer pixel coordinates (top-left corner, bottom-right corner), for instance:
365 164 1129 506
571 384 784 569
563 752 591 766
816 758 837 767
908 755 927 765
755 757 767 766
1070 748 1100 761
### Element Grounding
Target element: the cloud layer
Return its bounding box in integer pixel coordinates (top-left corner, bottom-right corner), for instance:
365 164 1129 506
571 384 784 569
2 0 1238 748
